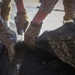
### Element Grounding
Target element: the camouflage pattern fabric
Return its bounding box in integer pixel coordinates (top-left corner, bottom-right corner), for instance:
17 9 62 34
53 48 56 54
48 37 75 68
63 0 75 21
39 0 58 13
47 22 75 68
1 0 22 21
36 22 75 68
1 0 11 21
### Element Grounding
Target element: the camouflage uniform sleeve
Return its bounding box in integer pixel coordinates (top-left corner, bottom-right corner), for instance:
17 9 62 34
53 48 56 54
1 0 11 21
63 0 75 20
49 38 75 68
39 0 58 14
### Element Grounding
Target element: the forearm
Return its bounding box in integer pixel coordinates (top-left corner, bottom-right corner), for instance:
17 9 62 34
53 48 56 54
32 0 58 24
39 0 58 14
14 0 26 12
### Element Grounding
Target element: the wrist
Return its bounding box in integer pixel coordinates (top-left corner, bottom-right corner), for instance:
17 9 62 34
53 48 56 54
17 11 27 15
15 0 26 12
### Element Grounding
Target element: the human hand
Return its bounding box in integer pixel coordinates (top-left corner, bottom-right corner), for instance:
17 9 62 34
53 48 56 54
24 22 42 49
14 11 29 35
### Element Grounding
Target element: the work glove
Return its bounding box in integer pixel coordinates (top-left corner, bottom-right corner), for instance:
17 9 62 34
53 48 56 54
24 22 42 49
14 11 29 35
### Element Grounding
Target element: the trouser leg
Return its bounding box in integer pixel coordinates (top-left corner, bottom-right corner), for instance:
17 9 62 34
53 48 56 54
1 0 11 21
63 0 75 21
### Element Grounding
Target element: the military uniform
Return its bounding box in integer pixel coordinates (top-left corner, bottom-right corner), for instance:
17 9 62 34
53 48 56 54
0 0 17 61
24 0 75 49
1 0 75 66
38 0 75 68
48 23 75 68
40 0 75 21
63 0 75 21
37 22 75 68
1 0 22 21
1 0 11 21
1 0 75 22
